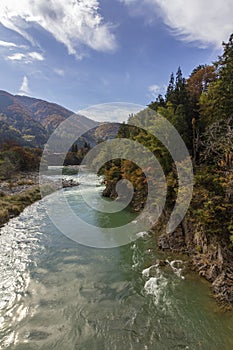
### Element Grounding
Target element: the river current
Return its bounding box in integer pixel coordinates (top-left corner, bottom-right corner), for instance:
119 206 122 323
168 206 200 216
0 171 232 349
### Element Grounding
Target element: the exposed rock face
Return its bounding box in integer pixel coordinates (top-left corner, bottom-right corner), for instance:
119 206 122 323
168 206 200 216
158 231 187 252
190 231 233 307
158 216 233 308
102 181 118 199
102 180 146 213
212 271 233 304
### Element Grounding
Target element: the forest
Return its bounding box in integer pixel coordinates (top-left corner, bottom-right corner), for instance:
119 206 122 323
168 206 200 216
99 34 233 247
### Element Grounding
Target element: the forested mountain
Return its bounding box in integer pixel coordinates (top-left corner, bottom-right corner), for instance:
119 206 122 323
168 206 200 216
0 119 28 147
0 90 120 149
15 95 73 122
0 90 48 147
0 90 120 172
0 90 103 147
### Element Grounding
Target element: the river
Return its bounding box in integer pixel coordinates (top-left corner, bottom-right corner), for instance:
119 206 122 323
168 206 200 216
0 171 233 349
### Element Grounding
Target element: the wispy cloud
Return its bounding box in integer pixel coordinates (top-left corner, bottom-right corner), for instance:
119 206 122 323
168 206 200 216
7 51 44 62
0 40 17 48
0 40 27 50
78 103 143 123
18 76 30 95
8 53 26 61
148 84 160 94
54 68 65 76
120 0 233 48
28 52 44 61
148 84 164 99
0 0 117 58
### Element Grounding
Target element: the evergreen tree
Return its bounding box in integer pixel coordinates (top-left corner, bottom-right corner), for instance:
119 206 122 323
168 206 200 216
165 72 175 103
173 67 188 109
214 33 233 121
148 94 165 111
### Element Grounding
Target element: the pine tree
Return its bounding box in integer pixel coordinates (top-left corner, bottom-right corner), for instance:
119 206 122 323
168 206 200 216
165 72 175 103
214 33 233 121
173 67 188 108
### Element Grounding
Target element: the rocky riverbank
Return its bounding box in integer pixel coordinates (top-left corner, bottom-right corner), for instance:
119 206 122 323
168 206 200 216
157 216 233 310
102 180 233 309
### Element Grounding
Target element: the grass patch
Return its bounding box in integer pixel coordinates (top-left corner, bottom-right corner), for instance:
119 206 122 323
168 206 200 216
0 182 62 227
0 186 41 226
15 178 35 186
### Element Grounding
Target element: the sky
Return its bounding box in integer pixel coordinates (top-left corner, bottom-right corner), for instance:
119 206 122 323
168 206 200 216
0 0 233 115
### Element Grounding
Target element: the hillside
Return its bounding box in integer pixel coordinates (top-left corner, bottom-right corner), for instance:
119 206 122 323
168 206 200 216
0 90 106 148
15 95 75 133
0 89 120 169
0 91 48 147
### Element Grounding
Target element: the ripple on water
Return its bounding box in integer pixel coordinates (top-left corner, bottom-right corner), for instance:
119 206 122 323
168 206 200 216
0 200 47 348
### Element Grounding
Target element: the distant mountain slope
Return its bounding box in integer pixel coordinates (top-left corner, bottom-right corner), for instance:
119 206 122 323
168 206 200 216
0 118 28 147
82 123 120 147
15 95 74 133
0 90 119 149
0 91 48 146
0 90 99 147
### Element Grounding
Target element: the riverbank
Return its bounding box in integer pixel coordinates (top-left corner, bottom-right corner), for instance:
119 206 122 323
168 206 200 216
157 215 233 310
0 172 40 227
0 171 79 228
103 179 233 310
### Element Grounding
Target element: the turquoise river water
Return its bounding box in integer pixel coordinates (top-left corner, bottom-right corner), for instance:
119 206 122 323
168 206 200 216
0 172 232 349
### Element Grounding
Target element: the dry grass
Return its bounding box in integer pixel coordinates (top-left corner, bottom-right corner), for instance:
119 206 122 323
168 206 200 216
15 178 35 186
0 186 41 226
0 182 61 227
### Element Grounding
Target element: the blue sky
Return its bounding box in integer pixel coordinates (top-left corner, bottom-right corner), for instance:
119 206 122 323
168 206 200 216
0 0 232 114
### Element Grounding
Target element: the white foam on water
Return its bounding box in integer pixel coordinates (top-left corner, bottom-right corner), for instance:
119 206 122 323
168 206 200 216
142 264 159 277
78 173 104 187
142 267 152 277
166 260 185 280
136 231 149 238
144 275 168 305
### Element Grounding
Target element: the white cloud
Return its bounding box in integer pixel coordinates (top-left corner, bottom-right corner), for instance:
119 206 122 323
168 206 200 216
0 0 117 58
148 84 160 95
7 51 44 62
0 40 27 50
8 53 25 61
120 0 233 48
18 76 30 95
28 52 44 61
54 68 65 76
0 40 17 48
78 102 144 123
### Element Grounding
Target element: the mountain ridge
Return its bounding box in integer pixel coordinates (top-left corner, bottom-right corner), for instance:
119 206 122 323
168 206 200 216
0 90 119 149
0 90 96 147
